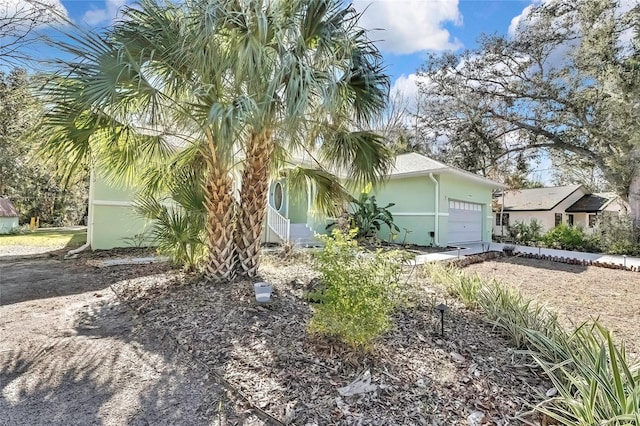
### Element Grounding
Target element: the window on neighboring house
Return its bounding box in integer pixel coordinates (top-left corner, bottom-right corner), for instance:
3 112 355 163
567 214 574 226
589 214 597 228
496 213 509 227
555 213 562 227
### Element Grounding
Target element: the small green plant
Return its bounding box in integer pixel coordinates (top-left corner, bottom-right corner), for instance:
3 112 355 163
423 263 482 309
135 197 207 271
134 168 208 272
308 229 406 350
477 281 562 349
401 227 413 246
122 229 151 248
509 219 543 246
328 184 399 240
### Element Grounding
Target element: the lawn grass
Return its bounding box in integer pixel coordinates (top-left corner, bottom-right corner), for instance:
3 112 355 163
0 228 87 248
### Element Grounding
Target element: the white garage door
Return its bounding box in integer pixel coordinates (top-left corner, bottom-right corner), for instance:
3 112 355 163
447 200 483 245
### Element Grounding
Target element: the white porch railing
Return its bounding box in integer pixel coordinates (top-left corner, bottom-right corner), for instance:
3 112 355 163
267 204 290 242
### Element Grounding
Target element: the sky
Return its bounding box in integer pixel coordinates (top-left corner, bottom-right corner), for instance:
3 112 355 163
12 0 550 180
44 0 534 97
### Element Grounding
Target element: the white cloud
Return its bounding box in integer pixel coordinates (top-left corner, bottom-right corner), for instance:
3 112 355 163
82 0 129 26
352 0 463 54
391 73 420 100
507 4 535 38
391 72 434 117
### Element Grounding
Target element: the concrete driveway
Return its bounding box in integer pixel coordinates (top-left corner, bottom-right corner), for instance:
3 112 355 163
415 242 640 269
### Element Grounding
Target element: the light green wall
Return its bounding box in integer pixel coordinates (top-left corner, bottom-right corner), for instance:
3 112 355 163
373 176 436 212
91 204 150 250
287 186 308 223
93 174 137 202
370 176 438 245
90 172 153 250
0 217 19 234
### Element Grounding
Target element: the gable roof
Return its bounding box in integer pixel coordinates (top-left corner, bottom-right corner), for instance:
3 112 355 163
566 193 618 213
497 184 584 211
0 198 19 217
389 153 506 188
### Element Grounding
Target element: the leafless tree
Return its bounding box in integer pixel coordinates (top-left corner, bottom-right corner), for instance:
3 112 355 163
0 0 66 65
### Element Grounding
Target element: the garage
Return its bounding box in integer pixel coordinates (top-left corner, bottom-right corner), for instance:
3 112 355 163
447 200 483 245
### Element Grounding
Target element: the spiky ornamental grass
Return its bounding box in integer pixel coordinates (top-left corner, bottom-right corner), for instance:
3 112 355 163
421 263 640 424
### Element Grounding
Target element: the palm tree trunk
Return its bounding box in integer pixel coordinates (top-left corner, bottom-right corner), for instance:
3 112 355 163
204 166 237 281
235 130 273 278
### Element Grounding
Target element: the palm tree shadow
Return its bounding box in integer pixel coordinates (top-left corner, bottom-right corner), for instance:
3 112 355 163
0 341 114 425
1 289 253 425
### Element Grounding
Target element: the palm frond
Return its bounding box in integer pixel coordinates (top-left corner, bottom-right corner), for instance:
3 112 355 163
319 129 393 188
282 166 351 217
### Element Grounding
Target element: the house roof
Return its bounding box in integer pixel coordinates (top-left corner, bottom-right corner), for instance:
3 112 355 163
566 193 617 213
0 198 19 217
497 184 584 211
389 153 506 188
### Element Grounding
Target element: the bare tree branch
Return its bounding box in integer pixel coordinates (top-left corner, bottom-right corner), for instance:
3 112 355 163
0 0 67 66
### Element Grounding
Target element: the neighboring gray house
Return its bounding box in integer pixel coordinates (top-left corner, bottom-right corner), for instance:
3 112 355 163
493 185 624 237
565 192 625 230
0 198 19 234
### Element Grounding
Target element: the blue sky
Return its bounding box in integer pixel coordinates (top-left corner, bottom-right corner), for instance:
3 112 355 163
50 0 534 94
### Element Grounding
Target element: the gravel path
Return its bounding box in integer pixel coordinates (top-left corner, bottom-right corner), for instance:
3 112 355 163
0 244 68 258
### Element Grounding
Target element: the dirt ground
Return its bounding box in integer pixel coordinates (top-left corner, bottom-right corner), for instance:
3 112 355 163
0 254 262 425
107 252 551 425
0 247 554 425
464 256 640 358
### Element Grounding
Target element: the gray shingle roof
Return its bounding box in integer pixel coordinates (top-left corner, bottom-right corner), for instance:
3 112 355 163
566 193 617 213
0 198 19 217
389 153 505 188
498 185 584 211
389 152 448 175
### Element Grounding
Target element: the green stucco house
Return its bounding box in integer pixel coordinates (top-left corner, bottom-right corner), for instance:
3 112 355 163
87 152 504 250
369 153 504 246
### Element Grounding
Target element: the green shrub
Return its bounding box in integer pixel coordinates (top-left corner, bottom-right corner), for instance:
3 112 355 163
509 219 543 246
477 282 562 350
308 229 406 349
134 168 208 272
591 215 640 256
424 263 561 347
541 224 596 251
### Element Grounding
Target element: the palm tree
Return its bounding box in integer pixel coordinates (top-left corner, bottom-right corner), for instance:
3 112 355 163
39 0 392 281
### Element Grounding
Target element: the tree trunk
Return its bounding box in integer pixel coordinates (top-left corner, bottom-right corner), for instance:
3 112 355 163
204 166 237 281
628 168 640 227
235 130 273 278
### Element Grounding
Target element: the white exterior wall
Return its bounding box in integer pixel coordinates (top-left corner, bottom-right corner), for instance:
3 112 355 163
0 217 19 234
493 187 589 237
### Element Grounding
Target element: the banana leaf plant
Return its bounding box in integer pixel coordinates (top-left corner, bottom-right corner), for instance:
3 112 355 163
328 183 399 240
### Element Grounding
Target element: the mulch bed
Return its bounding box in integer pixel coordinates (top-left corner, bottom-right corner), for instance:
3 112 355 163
109 251 549 425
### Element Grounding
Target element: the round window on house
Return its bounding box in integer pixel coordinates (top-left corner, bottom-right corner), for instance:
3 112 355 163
273 182 283 211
